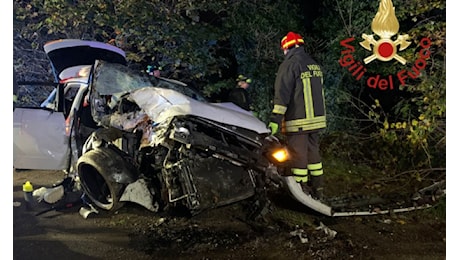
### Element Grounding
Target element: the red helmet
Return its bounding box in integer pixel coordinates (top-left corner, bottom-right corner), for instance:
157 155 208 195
280 32 304 50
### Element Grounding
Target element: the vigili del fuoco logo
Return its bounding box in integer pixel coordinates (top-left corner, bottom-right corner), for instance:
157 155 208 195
339 0 431 91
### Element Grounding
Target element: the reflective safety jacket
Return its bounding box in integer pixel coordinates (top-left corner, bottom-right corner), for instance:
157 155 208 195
272 47 326 133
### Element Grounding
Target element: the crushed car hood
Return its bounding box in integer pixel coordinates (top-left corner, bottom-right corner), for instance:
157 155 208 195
91 60 270 134
44 39 127 80
130 87 270 134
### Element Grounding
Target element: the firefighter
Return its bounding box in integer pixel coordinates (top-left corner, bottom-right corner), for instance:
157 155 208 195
227 74 252 111
268 32 327 200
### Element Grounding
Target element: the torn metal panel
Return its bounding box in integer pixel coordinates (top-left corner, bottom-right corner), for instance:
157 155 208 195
120 178 159 212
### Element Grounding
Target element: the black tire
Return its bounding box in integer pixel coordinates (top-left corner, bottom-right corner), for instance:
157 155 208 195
77 148 136 211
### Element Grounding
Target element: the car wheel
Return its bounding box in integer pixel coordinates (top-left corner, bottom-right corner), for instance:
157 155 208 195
77 148 131 211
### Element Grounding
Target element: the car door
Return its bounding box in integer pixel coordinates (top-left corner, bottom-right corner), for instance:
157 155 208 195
13 106 69 170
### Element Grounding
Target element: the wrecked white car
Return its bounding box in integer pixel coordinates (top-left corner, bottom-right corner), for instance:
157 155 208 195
77 60 288 215
14 39 291 216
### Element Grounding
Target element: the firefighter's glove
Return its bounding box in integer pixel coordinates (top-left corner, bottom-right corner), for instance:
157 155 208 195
268 122 279 135
268 113 283 135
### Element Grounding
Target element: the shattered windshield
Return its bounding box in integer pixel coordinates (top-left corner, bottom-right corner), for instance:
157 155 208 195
93 61 151 95
92 60 207 102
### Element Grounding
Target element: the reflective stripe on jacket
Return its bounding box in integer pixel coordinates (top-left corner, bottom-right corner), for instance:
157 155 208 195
272 47 326 133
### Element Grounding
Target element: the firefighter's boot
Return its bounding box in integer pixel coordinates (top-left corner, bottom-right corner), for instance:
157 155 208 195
310 175 324 201
292 168 311 195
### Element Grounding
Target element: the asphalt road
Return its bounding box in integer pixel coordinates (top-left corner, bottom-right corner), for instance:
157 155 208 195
13 169 154 260
12 169 447 260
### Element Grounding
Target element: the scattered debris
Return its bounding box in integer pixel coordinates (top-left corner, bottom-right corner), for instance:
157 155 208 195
43 186 65 204
33 187 48 202
290 227 309 244
33 177 75 204
35 198 83 216
378 219 392 224
34 185 84 216
79 203 99 219
155 217 166 227
315 222 337 239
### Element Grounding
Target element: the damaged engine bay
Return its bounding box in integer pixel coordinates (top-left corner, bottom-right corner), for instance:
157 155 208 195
76 60 284 216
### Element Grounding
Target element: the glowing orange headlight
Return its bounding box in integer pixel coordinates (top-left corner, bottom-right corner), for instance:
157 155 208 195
271 148 290 163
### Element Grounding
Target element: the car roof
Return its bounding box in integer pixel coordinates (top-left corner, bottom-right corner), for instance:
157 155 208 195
44 39 127 81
